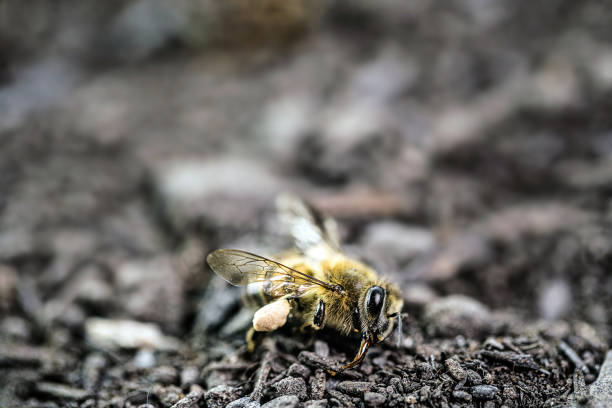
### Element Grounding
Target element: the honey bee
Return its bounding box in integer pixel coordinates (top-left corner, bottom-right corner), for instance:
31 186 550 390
206 194 404 374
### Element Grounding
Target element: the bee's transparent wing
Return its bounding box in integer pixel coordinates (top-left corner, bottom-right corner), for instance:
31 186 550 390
206 249 342 297
276 193 341 261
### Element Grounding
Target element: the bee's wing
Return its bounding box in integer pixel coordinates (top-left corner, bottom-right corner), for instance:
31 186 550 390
206 249 342 295
276 193 341 261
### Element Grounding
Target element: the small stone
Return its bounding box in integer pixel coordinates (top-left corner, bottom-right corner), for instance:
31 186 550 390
538 279 571 320
171 385 204 408
287 363 311 379
157 385 182 406
326 390 353 407
361 222 434 260
149 365 178 385
302 400 327 408
444 358 466 381
364 392 386 406
298 351 340 373
337 381 376 396
309 369 326 400
36 382 91 401
452 390 472 402
466 369 482 385
424 295 493 338
151 157 284 231
471 385 499 401
416 362 434 380
205 384 242 408
261 395 299 408
419 385 431 401
82 353 107 391
85 318 180 350
132 349 156 368
589 350 612 408
0 316 31 341
227 396 260 408
180 366 200 387
503 384 518 401
271 377 307 400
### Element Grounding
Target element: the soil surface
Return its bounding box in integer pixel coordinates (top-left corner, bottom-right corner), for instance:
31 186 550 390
0 1 611 407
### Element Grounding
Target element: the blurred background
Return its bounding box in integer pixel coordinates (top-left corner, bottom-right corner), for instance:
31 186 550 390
1 0 611 406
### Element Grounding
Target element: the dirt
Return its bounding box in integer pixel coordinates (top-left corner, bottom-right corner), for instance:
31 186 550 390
0 0 611 407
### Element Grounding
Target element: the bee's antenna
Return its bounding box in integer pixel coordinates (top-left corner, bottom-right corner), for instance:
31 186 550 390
396 313 403 348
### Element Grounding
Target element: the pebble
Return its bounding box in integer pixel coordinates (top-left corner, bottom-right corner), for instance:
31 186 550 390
444 358 466 381
1 316 31 341
501 384 517 401
261 395 299 408
85 318 180 350
149 365 179 385
309 369 326 400
298 351 339 372
271 377 307 400
151 157 284 231
538 279 571 320
132 348 156 369
452 390 472 402
364 392 386 406
204 384 242 408
416 362 434 380
170 385 204 408
180 366 200 387
466 369 482 385
337 381 376 396
36 382 91 401
419 385 431 402
481 350 539 370
287 363 311 379
360 222 434 260
302 400 327 408
424 295 493 338
157 385 183 406
589 350 612 408
471 385 499 401
227 396 260 408
327 390 353 407
82 353 107 391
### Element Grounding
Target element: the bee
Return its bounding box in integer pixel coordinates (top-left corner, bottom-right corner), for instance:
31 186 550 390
206 194 404 374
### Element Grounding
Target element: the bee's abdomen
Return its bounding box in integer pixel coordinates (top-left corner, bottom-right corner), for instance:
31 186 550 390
242 282 275 309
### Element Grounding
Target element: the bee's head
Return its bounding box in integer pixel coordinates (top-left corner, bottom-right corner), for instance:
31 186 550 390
355 284 403 344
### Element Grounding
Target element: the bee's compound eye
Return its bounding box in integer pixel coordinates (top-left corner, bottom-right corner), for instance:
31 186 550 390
365 286 385 317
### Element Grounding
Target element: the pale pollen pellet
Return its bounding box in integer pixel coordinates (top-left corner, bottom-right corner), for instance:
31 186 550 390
253 298 290 332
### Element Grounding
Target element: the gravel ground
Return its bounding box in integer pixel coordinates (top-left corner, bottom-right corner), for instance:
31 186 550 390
0 1 611 407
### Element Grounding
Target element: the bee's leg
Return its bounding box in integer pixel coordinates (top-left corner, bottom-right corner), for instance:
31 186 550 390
312 299 325 330
328 334 371 376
